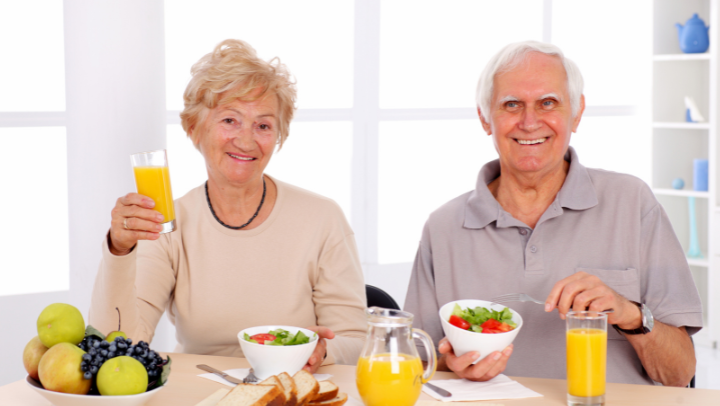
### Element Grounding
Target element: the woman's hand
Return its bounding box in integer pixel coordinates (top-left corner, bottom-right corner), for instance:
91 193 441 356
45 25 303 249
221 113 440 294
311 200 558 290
545 271 642 329
302 326 335 373
109 193 164 256
438 338 513 381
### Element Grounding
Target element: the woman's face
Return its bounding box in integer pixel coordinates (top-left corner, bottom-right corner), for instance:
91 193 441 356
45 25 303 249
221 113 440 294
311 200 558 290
193 90 279 188
480 52 584 177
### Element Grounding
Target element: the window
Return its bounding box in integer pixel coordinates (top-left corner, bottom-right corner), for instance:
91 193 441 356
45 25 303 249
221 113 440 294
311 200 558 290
164 1 653 305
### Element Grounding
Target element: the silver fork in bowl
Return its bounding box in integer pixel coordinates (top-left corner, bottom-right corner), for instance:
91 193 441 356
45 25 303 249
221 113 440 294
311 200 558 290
490 293 544 306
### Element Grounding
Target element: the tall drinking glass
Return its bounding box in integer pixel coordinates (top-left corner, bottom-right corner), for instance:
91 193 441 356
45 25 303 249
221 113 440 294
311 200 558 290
566 311 607 406
130 149 176 233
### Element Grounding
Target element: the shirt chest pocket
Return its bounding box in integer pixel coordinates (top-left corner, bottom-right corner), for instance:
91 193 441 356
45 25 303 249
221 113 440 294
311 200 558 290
575 267 641 304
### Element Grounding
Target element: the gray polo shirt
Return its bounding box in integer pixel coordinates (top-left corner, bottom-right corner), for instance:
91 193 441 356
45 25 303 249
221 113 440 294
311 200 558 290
404 147 703 385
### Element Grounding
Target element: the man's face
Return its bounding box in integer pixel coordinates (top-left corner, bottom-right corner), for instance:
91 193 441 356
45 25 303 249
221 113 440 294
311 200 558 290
480 52 584 177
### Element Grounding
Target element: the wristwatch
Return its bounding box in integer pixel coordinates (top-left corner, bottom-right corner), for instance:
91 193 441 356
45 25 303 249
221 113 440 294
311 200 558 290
613 301 654 335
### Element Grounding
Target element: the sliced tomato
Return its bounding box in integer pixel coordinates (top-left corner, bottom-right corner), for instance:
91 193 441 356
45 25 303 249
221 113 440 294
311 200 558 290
480 318 501 330
250 333 276 344
449 315 471 330
496 322 513 332
482 328 501 334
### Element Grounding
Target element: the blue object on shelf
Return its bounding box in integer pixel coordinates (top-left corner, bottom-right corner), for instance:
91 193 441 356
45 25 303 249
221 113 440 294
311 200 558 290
676 13 710 54
672 178 685 190
687 196 703 259
686 108 693 122
693 159 709 191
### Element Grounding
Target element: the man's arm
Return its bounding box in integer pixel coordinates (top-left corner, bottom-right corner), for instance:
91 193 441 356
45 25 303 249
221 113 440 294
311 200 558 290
617 303 695 387
546 272 696 387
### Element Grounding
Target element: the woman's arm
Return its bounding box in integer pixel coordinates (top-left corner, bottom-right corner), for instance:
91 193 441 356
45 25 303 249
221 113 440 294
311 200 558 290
311 228 367 366
88 231 176 343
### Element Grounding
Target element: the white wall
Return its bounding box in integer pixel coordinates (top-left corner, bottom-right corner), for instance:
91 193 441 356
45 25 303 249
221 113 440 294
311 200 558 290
0 0 172 386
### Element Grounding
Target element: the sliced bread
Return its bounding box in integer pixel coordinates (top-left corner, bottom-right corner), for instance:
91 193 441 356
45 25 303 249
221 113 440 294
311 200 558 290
308 392 348 406
277 372 299 406
216 383 285 406
293 370 320 406
258 375 287 405
311 381 339 403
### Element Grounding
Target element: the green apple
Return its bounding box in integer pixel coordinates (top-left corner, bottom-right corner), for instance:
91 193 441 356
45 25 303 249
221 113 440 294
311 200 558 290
36 303 85 348
22 336 49 380
106 307 127 342
106 331 128 342
37 342 91 394
97 356 148 396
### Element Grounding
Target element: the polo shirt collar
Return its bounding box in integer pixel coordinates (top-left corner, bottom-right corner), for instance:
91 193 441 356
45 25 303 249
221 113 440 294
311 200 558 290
463 146 598 229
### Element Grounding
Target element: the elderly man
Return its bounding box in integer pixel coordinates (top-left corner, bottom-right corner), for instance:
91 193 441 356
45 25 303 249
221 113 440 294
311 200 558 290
404 41 701 386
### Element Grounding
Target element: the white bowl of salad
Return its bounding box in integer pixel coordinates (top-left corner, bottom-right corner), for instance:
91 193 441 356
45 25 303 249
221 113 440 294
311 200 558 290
237 326 318 379
439 299 523 363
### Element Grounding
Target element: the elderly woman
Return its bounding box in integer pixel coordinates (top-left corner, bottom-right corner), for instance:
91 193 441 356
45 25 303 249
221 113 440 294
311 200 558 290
404 41 702 386
89 39 366 371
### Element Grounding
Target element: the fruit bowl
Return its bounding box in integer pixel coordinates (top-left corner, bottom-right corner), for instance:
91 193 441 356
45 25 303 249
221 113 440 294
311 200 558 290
26 376 166 406
439 299 523 364
238 325 318 380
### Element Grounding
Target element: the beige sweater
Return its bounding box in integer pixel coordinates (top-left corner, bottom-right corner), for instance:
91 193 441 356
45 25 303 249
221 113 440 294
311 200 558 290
89 177 367 365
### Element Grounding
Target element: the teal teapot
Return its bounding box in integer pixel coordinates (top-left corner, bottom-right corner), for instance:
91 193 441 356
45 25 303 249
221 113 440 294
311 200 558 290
676 13 709 53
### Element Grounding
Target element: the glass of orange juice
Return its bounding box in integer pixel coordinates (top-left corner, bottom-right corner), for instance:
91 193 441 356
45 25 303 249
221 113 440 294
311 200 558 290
566 311 607 406
356 307 436 406
130 149 176 233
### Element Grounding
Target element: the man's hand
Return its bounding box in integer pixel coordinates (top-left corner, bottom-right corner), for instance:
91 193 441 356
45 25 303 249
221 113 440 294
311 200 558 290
545 271 642 330
437 338 513 381
302 326 334 373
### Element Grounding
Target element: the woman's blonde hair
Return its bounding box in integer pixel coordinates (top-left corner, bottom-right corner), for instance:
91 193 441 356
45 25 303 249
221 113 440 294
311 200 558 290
180 39 297 148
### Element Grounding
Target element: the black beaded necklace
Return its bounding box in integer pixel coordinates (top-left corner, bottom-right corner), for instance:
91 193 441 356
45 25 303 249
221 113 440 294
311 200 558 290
205 178 266 230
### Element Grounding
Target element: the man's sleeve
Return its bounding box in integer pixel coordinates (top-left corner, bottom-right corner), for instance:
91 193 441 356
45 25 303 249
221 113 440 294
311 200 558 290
640 201 703 335
404 223 445 358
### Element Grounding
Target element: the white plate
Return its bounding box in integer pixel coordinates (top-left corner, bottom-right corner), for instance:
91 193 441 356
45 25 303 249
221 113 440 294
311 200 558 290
26 376 165 406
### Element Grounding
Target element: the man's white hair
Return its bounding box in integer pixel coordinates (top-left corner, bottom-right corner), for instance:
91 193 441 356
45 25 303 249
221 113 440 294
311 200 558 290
476 41 584 120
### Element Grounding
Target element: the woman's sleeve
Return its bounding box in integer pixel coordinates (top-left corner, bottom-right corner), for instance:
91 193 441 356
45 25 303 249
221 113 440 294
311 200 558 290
312 224 367 366
88 233 177 343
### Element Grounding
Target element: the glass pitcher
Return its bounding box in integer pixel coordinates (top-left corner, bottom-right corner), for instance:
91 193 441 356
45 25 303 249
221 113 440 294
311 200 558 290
356 307 436 406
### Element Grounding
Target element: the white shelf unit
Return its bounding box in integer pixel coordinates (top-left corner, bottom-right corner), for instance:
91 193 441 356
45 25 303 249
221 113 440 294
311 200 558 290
652 0 718 349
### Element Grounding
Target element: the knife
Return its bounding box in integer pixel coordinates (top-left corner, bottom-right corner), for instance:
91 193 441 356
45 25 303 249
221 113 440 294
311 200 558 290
196 364 243 385
425 382 452 397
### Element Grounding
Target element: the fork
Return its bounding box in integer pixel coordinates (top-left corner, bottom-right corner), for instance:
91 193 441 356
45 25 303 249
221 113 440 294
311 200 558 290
243 368 259 384
490 293 544 306
490 293 615 314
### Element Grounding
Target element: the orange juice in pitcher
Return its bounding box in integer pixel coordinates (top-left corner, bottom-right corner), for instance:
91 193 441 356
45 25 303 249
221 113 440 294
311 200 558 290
356 353 423 406
356 308 436 406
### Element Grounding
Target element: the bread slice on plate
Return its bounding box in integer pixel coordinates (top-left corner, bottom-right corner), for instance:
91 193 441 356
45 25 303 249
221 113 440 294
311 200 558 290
216 383 285 406
311 381 339 403
308 392 348 406
293 370 320 406
277 372 299 406
258 376 287 405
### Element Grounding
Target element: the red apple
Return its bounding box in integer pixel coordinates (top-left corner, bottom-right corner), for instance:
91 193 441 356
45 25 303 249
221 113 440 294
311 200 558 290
22 336 49 380
37 342 91 394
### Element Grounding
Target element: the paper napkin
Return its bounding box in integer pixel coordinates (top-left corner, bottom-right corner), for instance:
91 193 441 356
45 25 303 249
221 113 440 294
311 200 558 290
198 368 332 387
421 374 542 402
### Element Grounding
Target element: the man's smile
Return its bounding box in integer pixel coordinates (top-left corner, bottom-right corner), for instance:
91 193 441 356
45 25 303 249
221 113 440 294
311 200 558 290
515 137 547 145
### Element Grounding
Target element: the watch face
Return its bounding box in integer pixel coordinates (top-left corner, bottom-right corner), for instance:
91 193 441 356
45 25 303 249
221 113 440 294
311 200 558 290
641 303 654 332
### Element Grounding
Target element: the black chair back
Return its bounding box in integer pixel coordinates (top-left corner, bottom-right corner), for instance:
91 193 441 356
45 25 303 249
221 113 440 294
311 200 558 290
366 284 400 310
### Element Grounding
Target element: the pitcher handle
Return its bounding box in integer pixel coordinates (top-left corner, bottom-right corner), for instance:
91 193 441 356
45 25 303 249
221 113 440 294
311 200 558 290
412 328 436 384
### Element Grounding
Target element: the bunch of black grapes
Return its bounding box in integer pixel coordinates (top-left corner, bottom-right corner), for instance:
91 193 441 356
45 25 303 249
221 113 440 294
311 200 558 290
78 336 167 383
